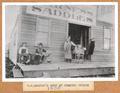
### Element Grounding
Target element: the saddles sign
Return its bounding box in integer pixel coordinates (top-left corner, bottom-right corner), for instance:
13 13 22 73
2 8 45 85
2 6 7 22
26 5 96 26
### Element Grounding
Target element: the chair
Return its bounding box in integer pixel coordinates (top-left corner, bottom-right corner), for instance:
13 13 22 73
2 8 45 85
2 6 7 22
74 47 84 63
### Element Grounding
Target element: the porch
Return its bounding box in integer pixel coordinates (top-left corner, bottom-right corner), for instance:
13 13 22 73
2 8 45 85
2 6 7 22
14 61 115 78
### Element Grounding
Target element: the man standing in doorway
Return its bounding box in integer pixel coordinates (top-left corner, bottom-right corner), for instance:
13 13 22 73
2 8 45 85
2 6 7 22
87 38 95 61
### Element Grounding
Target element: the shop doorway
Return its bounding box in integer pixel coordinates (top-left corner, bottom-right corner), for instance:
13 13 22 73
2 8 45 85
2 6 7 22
68 23 90 48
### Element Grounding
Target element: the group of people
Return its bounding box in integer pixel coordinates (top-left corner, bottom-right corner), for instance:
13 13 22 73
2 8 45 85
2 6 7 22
64 36 95 63
18 42 51 65
18 36 95 64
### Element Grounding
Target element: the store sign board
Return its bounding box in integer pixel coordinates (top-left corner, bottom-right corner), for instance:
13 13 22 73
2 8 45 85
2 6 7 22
26 5 96 26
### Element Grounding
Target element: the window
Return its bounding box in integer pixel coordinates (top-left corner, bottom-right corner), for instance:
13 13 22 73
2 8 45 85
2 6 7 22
104 28 111 49
35 17 49 47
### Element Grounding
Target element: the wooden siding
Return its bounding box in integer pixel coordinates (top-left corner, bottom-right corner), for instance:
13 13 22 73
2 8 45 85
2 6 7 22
91 26 114 62
19 14 67 61
91 26 104 50
50 19 67 61
18 14 37 53
18 13 114 63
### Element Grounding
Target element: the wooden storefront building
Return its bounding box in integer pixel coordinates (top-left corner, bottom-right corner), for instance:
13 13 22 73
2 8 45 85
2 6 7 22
9 5 115 78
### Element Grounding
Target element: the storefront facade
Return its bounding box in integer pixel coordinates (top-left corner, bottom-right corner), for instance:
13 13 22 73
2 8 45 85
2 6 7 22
9 5 114 63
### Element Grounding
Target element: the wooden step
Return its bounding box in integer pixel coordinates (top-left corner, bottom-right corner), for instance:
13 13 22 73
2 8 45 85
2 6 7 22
12 67 24 78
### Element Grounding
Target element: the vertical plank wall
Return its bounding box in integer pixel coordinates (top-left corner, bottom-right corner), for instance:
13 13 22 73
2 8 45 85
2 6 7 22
50 19 67 62
91 26 114 62
19 12 67 62
19 14 36 54
18 7 114 63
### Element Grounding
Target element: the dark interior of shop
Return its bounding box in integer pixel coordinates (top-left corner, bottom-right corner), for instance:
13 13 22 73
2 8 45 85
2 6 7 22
68 23 90 48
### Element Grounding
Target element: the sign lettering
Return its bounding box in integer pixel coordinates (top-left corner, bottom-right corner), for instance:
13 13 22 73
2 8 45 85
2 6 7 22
26 5 96 26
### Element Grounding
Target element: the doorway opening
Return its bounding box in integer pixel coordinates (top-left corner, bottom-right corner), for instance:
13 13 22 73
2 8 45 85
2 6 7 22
68 23 90 48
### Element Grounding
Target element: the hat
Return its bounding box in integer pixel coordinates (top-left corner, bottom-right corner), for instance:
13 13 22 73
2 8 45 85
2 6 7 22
90 38 94 41
21 42 27 46
38 42 43 46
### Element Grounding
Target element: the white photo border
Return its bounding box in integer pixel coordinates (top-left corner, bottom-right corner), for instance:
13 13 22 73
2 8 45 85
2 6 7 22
2 2 118 82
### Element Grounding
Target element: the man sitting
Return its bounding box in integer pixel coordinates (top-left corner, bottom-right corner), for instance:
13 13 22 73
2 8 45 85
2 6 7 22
18 42 30 64
74 44 84 63
34 43 47 64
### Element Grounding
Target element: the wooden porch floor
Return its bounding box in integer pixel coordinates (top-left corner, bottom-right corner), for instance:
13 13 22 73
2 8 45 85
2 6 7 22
13 61 115 78
17 61 114 72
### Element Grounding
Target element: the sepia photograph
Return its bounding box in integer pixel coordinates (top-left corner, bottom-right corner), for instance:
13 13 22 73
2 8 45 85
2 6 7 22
2 2 118 81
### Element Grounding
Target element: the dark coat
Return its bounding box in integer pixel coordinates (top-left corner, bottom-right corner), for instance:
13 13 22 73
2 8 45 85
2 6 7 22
87 41 95 55
35 48 46 55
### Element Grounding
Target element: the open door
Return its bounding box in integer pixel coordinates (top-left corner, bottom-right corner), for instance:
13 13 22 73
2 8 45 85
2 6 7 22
68 23 90 48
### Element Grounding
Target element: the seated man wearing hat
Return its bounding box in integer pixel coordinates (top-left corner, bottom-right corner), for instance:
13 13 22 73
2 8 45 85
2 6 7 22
34 43 46 64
